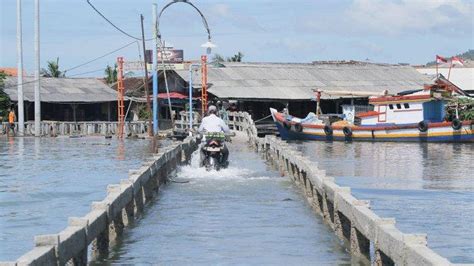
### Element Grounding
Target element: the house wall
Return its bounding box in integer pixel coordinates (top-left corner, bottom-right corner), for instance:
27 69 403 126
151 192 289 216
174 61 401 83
20 102 117 122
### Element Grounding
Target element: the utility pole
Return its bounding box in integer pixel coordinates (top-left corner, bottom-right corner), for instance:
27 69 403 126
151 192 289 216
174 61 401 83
16 0 25 136
140 14 153 137
34 0 41 136
152 4 159 135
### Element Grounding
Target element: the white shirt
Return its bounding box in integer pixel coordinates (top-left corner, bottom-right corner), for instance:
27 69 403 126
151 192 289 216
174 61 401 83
198 114 230 133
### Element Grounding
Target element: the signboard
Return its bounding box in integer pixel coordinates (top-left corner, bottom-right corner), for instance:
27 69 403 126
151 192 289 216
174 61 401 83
157 49 184 63
123 61 146 72
123 61 184 72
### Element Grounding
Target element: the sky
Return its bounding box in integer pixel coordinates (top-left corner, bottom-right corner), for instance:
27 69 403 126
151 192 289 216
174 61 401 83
0 0 473 77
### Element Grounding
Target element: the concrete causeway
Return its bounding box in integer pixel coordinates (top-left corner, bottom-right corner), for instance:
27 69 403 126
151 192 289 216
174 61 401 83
1 111 470 265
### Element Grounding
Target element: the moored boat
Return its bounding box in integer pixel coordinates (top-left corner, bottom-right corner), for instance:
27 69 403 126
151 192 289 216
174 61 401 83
270 86 474 143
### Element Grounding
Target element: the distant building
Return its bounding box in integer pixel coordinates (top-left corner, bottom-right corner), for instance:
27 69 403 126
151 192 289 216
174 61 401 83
0 67 27 77
175 61 432 119
4 77 118 121
416 67 474 96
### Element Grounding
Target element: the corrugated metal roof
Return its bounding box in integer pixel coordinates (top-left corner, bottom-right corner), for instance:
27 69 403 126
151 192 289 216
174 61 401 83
416 68 474 91
175 62 432 100
4 76 118 103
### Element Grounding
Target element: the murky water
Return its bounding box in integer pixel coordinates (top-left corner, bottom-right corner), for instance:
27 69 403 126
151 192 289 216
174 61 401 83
0 136 155 261
99 136 352 265
294 141 474 263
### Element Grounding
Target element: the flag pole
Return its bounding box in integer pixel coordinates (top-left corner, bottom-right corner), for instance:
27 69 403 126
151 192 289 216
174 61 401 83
435 55 438 78
447 57 453 80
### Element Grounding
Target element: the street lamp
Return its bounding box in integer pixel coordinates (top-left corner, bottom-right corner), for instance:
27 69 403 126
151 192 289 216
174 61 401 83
153 0 215 135
201 40 217 55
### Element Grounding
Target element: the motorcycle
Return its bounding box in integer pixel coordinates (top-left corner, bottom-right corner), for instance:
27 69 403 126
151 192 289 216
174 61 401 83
197 132 233 171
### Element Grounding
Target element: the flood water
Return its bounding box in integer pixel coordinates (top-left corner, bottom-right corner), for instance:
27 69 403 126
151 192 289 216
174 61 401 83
98 135 352 265
295 141 474 263
0 136 155 261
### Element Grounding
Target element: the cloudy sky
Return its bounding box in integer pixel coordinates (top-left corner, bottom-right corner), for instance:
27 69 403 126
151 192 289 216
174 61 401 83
1 0 472 77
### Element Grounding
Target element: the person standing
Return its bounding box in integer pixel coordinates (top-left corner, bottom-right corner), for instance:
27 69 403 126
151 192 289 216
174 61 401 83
8 109 16 136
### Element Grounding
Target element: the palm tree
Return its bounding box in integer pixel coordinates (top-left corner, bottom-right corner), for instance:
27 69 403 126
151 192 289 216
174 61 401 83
104 64 118 84
212 54 225 63
227 52 244 62
41 57 64 77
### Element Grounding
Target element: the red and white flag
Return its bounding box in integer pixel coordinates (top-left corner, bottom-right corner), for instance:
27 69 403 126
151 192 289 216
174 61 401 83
451 56 464 66
436 55 448 64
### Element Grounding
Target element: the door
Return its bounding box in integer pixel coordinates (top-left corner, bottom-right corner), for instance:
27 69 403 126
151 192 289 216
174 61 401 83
378 105 387 122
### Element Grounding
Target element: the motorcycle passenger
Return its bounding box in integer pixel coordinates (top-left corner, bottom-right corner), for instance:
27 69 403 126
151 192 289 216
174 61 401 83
198 105 230 166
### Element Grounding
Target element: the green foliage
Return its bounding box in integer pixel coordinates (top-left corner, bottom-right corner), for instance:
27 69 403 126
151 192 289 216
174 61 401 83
227 52 244 62
104 64 118 84
138 105 151 120
446 97 474 121
212 54 225 63
41 57 64 77
211 52 244 63
0 71 11 121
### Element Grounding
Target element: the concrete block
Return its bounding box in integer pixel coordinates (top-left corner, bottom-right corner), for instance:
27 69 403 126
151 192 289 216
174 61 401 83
322 180 339 202
57 226 87 265
375 223 404 264
351 205 380 240
84 209 107 244
68 217 88 227
16 246 56 266
333 191 358 220
91 201 108 211
403 234 427 246
34 234 59 247
0 262 16 266
404 245 452 266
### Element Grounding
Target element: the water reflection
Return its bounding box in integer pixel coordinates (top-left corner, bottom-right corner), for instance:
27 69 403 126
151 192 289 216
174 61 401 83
295 140 474 263
0 136 154 261
99 140 352 265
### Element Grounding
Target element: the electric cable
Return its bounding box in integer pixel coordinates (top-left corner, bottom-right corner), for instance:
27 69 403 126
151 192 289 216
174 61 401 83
86 0 153 41
64 40 138 74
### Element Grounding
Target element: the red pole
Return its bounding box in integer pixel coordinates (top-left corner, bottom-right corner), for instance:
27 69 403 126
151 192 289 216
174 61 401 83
117 57 125 139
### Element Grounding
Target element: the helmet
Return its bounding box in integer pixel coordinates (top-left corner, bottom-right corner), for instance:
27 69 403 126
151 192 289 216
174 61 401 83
208 105 217 114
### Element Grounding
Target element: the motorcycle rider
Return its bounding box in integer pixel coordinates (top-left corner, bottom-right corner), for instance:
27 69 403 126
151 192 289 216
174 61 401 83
198 105 230 166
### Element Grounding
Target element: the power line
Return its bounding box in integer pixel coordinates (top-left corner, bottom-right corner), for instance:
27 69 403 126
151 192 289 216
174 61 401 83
2 42 138 89
86 0 153 41
64 40 138 73
67 68 104 77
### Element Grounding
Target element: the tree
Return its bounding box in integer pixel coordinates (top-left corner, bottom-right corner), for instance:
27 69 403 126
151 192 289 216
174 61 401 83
41 57 64 77
104 64 118 84
0 71 11 121
227 52 244 62
212 54 225 63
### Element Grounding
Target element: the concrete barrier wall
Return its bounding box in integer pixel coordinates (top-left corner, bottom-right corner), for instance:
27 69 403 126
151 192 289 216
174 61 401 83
2 137 197 266
230 112 454 266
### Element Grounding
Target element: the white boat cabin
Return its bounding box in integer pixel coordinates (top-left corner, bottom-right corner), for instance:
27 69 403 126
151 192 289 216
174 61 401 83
356 90 447 126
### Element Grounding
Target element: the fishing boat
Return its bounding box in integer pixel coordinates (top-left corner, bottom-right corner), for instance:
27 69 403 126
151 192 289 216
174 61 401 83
270 85 474 142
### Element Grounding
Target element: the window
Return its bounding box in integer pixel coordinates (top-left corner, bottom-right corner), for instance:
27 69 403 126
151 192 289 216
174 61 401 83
404 103 410 109
389 104 394 109
396 104 402 109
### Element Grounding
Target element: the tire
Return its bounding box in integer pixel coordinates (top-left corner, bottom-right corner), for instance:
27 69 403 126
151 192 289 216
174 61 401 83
418 121 428 132
283 121 291 130
324 125 333 136
294 123 303 132
343 127 352 137
452 119 462 130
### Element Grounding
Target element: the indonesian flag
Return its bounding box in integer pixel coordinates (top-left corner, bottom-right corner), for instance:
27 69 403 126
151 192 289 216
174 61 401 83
451 56 464 66
436 55 448 64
